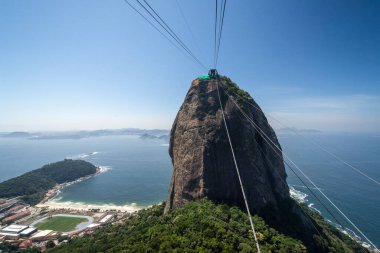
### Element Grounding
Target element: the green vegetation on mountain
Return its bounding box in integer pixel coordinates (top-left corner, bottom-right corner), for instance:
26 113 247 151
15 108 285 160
220 76 253 108
300 204 368 253
0 159 97 205
47 200 367 253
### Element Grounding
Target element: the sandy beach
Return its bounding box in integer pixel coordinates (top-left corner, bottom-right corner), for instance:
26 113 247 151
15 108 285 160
36 201 140 212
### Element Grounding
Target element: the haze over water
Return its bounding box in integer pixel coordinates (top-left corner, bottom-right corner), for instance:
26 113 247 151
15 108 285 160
0 133 379 246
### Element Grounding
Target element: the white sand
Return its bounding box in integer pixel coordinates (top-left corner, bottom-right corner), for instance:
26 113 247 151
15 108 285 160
36 201 140 212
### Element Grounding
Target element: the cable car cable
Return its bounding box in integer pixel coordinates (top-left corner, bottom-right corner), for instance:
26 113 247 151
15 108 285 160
214 0 218 68
123 0 206 70
225 87 380 188
221 84 378 250
215 0 227 67
216 80 262 253
220 83 344 228
174 0 206 66
141 0 206 69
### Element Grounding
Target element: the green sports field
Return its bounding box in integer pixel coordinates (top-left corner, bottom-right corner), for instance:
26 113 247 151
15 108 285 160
35 216 88 232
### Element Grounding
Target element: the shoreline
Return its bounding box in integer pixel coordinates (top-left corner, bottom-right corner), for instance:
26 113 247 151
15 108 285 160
37 166 103 204
36 201 141 213
290 186 374 251
35 166 141 212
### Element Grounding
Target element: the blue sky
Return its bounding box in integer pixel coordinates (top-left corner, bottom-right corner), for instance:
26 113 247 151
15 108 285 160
1 0 379 133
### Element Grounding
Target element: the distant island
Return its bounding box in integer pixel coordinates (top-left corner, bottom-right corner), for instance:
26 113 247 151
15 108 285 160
139 133 169 141
0 128 326 140
0 128 169 140
0 159 98 205
277 127 323 134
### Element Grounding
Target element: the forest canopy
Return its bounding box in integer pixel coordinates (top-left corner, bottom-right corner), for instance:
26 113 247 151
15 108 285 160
48 200 367 253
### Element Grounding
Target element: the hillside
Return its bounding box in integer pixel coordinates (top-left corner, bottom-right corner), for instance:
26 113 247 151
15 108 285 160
47 200 367 253
0 159 97 205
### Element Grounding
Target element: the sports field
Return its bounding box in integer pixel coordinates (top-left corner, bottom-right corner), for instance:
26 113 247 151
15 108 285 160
35 216 88 232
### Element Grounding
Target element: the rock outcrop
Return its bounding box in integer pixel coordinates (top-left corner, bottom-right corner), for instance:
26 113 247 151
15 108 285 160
164 76 315 232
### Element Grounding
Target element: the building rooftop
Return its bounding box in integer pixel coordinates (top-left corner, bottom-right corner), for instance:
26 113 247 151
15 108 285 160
19 239 33 248
1 224 28 234
86 223 100 228
30 230 53 239
0 232 21 238
99 214 113 223
6 205 25 213
20 227 37 235
3 210 31 222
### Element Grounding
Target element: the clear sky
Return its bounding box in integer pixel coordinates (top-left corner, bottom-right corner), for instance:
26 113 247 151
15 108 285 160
1 0 379 133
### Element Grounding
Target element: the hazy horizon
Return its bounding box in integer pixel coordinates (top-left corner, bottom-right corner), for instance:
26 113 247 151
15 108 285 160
1 126 379 136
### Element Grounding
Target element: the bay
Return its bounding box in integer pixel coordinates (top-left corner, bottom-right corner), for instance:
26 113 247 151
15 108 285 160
0 133 378 246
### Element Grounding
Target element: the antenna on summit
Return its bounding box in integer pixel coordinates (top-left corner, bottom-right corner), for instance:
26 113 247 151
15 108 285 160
208 69 219 79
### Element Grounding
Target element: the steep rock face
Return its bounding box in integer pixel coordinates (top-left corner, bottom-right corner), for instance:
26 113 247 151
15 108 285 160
164 77 293 215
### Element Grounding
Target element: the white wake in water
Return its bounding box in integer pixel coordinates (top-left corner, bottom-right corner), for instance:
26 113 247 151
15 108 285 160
66 151 99 159
289 186 372 249
289 186 308 203
98 165 112 173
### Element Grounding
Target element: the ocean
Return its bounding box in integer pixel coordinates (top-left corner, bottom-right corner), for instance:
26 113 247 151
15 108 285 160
0 133 379 246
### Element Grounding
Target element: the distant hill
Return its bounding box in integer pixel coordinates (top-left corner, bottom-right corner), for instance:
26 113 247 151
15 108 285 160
277 127 323 134
0 128 169 140
0 159 97 205
140 133 169 141
2 131 32 138
47 200 368 253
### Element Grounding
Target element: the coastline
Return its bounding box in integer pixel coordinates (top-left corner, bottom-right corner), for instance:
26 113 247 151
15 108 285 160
37 166 102 204
35 166 140 213
290 186 373 250
36 201 140 213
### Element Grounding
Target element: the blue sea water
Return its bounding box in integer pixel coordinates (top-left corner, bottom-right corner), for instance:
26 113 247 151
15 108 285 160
0 134 379 246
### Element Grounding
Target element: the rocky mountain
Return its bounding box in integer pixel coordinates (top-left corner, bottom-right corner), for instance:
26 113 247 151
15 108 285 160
166 77 299 214
163 76 346 250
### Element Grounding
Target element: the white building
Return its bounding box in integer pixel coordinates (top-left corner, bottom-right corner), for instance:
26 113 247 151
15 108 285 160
0 224 29 240
20 227 37 237
86 223 100 230
99 214 114 224
29 230 54 241
1 224 28 234
0 232 20 240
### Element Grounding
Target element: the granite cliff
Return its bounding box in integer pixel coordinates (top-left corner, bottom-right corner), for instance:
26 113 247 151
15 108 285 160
166 77 298 213
164 76 319 241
